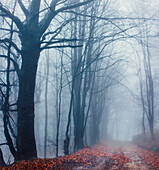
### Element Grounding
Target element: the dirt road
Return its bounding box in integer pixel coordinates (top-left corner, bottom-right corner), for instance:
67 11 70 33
76 141 155 169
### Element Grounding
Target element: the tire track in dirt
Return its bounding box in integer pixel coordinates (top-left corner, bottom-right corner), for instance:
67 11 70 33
122 150 154 170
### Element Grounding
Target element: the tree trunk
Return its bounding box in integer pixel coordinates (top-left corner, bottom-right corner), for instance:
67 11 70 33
44 51 49 158
149 119 155 140
0 148 6 167
142 110 146 137
16 40 40 160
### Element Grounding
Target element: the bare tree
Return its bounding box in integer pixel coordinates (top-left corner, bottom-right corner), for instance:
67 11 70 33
44 50 49 158
63 0 138 153
55 50 63 157
133 0 158 139
137 27 155 139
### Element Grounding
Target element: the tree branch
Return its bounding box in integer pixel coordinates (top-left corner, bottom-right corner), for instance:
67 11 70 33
0 28 19 34
39 0 93 36
0 143 8 146
41 18 73 41
0 38 21 54
0 3 23 33
18 0 29 17
39 0 57 36
41 38 83 49
41 45 83 51
64 10 159 22
0 55 20 77
56 0 93 13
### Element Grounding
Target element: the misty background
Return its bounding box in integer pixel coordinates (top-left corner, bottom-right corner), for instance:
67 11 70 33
0 0 159 163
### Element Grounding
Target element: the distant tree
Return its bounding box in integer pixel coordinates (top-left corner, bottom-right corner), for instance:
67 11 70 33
55 50 63 157
63 0 133 153
34 69 44 156
133 0 158 140
63 0 99 153
89 71 110 145
137 26 155 139
44 50 49 158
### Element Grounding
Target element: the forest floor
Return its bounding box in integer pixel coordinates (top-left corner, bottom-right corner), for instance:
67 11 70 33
1 140 159 169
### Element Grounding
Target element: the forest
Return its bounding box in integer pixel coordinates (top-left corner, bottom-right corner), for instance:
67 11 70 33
0 0 159 169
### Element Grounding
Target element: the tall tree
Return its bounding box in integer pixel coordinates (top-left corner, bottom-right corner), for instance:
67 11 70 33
133 0 158 139
44 50 49 158
63 0 137 153
137 26 155 139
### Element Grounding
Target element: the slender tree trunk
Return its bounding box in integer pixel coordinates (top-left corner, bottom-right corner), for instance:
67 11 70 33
44 51 49 158
55 56 59 157
139 80 146 137
35 102 41 156
64 80 74 155
17 40 40 160
142 110 146 137
56 54 63 157
149 119 155 140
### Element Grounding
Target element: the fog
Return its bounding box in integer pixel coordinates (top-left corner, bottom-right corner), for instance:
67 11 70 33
0 0 159 163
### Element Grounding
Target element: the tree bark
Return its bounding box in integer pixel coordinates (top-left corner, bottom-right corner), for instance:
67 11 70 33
16 36 40 160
